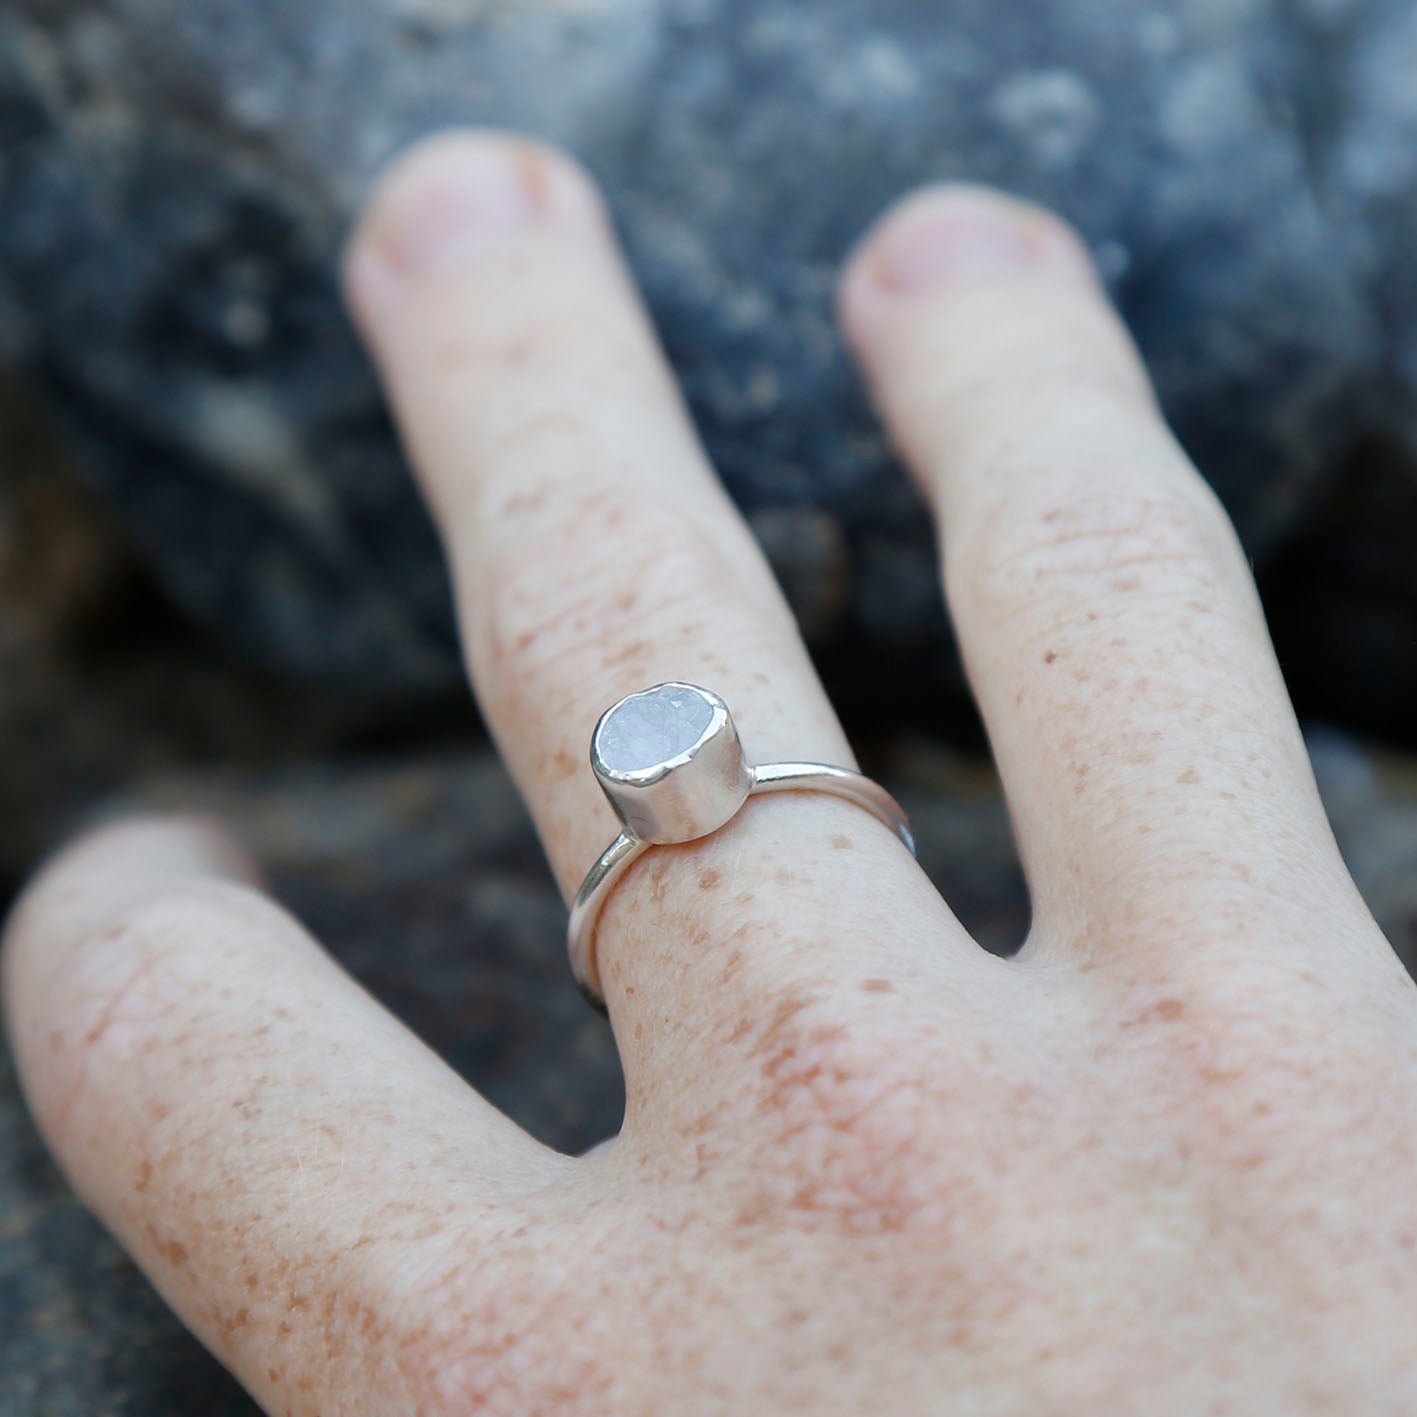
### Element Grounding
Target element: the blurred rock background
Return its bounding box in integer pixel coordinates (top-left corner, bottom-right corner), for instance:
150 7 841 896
4 0 1417 1411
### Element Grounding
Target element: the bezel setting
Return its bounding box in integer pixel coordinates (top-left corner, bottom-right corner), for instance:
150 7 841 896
590 682 752 844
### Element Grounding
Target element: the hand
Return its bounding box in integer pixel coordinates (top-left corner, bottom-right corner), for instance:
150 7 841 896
6 132 1416 1416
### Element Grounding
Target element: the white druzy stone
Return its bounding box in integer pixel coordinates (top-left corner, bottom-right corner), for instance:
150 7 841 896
597 684 715 774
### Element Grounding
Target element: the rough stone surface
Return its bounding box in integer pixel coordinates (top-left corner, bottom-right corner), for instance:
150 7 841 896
0 382 388 891
596 683 715 772
0 0 1413 710
1260 0 1417 741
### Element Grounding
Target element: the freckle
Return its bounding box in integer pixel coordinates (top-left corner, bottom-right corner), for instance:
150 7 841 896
830 835 853 850
1122 997 1186 1027
505 490 545 515
1177 767 1200 785
608 636 651 667
717 948 745 986
164 1240 189 1267
1043 650 1058 664
136 1160 152 1192
551 748 579 781
860 979 895 994
1114 574 1140 591
736 892 755 907
1086 611 1100 622
698 868 722 890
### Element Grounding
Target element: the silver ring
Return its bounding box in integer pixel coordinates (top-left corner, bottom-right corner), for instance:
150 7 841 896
568 682 917 1007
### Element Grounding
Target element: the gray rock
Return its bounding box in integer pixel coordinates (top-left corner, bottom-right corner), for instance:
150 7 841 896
1259 0 1417 740
0 0 1407 697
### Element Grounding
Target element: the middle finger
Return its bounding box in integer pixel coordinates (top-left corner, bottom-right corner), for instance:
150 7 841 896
839 188 1377 975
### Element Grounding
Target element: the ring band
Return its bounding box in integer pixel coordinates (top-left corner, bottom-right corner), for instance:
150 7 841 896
568 682 916 1007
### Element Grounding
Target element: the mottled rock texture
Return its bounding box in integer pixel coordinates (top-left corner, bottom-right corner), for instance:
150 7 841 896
1 0 1415 721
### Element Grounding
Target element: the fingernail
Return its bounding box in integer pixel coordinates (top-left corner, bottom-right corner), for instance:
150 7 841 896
355 139 546 290
867 191 1090 294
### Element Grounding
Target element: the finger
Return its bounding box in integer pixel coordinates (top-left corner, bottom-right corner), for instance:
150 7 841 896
839 188 1373 966
2 817 567 1416
343 134 966 1047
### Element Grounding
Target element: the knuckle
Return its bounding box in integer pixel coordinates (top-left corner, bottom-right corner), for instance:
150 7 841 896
1107 963 1396 1164
47 882 264 1094
959 480 1236 625
431 309 626 390
483 492 736 695
401 1228 614 1417
909 295 1150 452
410 1327 609 1417
717 986 988 1234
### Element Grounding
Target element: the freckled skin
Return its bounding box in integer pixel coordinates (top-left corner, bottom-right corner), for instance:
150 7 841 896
5 135 1417 1417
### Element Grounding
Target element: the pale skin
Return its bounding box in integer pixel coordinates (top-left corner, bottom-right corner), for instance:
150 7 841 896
4 129 1417 1414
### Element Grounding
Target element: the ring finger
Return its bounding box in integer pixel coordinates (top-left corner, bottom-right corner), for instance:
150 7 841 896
343 133 966 1077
